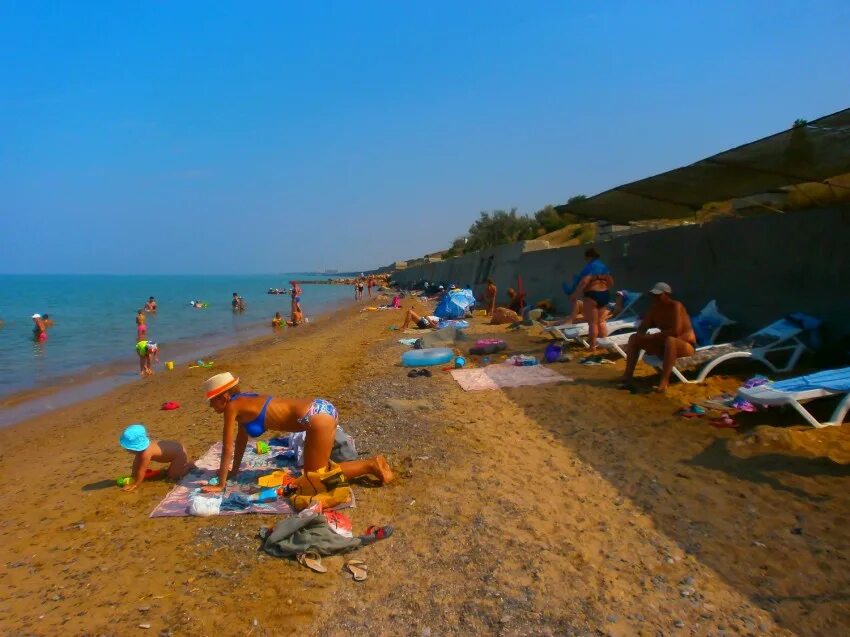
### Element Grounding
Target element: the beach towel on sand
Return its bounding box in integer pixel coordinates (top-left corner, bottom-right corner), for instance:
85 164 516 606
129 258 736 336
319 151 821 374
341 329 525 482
149 441 355 518
450 365 571 391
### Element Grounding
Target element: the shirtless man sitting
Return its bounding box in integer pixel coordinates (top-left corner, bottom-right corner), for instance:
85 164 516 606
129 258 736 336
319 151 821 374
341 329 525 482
618 282 695 392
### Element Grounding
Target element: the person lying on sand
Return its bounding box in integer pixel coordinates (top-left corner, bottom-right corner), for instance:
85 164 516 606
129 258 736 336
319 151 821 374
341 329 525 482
618 282 695 392
400 309 439 330
200 373 394 494
119 424 195 492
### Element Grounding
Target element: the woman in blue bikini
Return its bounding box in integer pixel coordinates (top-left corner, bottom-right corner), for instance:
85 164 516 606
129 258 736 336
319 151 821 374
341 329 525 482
200 372 394 493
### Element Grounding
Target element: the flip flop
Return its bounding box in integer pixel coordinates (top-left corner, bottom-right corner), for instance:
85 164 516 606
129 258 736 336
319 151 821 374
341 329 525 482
364 525 394 541
297 551 327 573
710 413 739 429
345 559 368 582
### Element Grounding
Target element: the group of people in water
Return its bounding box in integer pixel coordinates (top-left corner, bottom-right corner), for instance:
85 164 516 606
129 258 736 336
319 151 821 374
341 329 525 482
130 285 307 376
31 313 53 342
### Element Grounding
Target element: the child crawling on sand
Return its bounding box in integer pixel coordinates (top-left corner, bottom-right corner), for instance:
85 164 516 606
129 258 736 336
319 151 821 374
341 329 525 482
119 424 195 492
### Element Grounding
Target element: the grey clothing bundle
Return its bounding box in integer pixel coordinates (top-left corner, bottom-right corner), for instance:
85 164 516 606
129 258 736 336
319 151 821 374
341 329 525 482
260 514 362 558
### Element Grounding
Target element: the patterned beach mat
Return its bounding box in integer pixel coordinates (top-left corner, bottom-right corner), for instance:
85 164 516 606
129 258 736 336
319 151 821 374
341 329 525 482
150 441 354 518
450 365 572 391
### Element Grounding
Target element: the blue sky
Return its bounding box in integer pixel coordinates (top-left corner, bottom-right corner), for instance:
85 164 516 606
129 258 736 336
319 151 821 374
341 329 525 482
1 1 848 274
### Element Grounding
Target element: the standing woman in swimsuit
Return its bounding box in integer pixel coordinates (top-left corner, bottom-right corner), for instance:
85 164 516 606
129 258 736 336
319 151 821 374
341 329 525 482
571 247 614 353
200 372 394 493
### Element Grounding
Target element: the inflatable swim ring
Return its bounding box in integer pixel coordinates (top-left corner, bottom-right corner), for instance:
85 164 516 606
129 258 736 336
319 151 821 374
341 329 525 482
402 347 454 367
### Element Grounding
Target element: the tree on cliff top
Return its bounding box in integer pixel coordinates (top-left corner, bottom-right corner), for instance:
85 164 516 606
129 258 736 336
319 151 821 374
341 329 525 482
465 209 538 252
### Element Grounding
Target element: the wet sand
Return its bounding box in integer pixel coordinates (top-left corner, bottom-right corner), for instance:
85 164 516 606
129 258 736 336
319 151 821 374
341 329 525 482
2 299 850 636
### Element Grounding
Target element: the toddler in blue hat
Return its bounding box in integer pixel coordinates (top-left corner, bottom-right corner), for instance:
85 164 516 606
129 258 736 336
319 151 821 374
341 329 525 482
119 424 195 492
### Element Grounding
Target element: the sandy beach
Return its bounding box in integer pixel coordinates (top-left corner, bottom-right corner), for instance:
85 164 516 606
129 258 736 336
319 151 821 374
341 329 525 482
2 298 850 637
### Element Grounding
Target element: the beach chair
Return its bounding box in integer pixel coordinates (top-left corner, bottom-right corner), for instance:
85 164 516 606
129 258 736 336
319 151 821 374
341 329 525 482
737 367 850 428
545 291 642 347
598 300 735 359
640 313 819 385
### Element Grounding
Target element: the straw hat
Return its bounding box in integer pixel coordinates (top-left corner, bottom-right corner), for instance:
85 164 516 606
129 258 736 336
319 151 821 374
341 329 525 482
203 372 239 400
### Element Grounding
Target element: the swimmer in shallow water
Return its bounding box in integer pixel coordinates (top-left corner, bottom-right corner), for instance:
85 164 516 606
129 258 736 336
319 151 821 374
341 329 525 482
200 372 394 493
136 309 147 339
32 313 47 342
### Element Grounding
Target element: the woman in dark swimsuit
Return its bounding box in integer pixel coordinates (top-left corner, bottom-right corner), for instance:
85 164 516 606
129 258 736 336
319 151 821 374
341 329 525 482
201 372 394 493
571 247 614 353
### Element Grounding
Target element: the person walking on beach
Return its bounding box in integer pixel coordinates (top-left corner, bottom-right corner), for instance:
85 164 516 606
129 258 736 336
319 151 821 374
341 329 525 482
569 247 614 353
618 283 696 392
200 373 394 501
367 276 374 299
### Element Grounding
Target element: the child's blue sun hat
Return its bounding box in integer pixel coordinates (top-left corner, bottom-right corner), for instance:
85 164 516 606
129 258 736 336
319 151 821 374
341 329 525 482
120 423 150 451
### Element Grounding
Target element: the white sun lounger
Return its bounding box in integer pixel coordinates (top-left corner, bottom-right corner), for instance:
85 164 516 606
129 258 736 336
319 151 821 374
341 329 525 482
599 300 734 359
640 314 818 385
545 291 642 347
737 367 850 428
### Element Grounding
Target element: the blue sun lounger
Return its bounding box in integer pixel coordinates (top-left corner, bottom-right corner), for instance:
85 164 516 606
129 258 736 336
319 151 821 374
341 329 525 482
737 367 850 428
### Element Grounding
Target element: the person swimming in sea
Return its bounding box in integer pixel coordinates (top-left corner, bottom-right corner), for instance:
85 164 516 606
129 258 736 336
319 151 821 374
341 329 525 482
200 372 394 497
32 313 47 342
136 309 147 339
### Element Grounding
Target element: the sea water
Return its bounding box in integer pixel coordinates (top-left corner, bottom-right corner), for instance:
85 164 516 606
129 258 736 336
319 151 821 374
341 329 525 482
0 274 354 400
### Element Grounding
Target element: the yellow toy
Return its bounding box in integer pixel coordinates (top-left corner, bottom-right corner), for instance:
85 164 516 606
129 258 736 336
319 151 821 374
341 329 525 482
256 440 270 454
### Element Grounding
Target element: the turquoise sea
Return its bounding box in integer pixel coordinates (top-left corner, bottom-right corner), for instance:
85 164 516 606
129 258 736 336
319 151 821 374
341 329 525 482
0 274 353 402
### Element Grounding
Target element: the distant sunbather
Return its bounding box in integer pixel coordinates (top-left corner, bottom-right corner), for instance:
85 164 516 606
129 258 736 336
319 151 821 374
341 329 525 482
400 309 439 329
619 282 696 392
506 288 526 314
485 279 497 316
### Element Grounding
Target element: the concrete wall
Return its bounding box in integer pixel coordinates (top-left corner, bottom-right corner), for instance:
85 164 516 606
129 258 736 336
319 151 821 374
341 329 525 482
393 206 850 339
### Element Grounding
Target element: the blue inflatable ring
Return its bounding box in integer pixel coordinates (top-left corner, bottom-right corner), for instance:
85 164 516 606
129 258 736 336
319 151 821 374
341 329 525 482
402 347 455 367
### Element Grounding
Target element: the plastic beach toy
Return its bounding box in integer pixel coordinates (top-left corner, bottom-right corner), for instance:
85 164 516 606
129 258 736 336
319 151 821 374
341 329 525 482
165 361 174 371
116 468 165 486
544 342 563 363
256 441 270 454
402 347 454 367
454 356 466 368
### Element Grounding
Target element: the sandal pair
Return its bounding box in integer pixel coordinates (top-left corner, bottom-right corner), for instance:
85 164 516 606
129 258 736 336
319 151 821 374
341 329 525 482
407 368 432 378
297 550 327 573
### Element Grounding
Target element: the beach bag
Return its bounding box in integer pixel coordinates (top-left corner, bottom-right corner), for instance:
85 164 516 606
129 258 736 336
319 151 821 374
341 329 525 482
291 462 353 512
